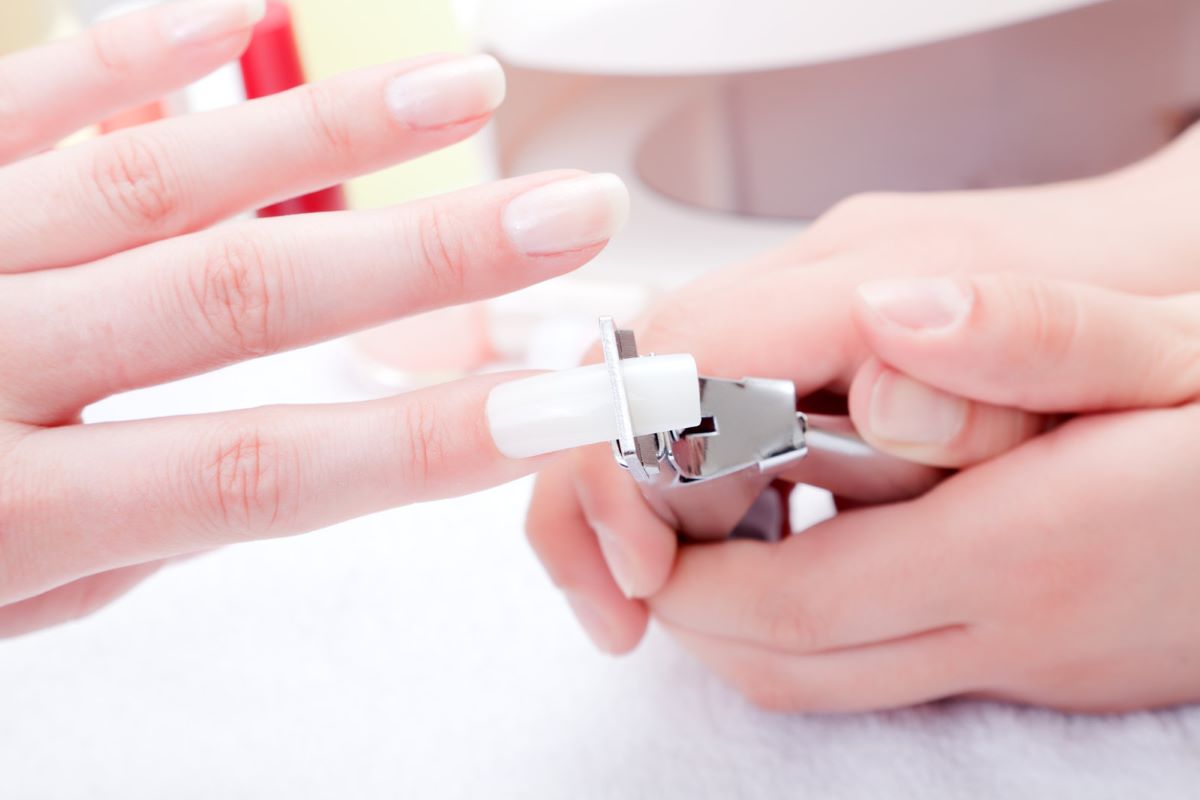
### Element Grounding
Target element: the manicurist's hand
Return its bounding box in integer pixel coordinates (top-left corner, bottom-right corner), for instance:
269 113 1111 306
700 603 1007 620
0 0 628 635
525 122 1200 670
652 273 1200 713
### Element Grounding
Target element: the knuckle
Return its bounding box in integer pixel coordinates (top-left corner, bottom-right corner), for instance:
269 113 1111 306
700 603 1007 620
182 233 286 359
391 396 448 487
88 22 135 76
194 425 298 537
297 83 356 164
90 133 182 232
410 201 470 297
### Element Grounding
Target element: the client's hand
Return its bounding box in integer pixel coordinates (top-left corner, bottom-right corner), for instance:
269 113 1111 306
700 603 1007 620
0 1 628 635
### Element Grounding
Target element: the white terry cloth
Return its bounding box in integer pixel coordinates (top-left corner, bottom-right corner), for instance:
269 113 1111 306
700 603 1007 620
2 341 1198 799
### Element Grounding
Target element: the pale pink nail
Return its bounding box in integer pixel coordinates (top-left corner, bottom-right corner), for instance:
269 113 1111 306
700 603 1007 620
868 371 968 445
385 55 506 129
163 0 266 46
858 277 974 331
502 174 630 255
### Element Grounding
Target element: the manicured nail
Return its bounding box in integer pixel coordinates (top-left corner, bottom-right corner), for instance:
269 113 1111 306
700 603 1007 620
164 0 266 46
385 54 506 129
567 594 620 654
595 525 638 599
485 356 700 460
857 277 973 331
868 370 967 445
502 173 630 255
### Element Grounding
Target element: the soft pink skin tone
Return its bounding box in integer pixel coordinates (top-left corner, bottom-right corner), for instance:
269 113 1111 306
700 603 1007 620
0 7 614 636
527 124 1200 713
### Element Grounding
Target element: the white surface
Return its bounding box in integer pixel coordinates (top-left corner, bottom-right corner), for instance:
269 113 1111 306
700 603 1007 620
471 0 1104 74
2 341 1200 798
498 74 804 307
486 355 700 459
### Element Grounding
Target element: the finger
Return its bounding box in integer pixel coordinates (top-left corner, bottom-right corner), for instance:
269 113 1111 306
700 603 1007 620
5 171 626 424
526 464 649 654
0 52 506 273
649 497 979 655
0 561 164 639
0 0 262 165
664 622 983 713
847 358 1047 467
569 444 677 599
634 265 861 391
1 373 543 604
853 273 1200 412
778 412 947 501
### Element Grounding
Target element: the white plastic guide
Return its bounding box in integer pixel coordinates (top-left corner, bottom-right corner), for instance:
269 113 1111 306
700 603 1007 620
486 356 701 460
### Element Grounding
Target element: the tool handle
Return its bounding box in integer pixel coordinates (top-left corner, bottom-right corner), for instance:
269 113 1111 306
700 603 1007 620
640 415 942 542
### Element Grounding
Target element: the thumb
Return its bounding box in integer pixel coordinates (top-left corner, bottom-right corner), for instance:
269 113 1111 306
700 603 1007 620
847 273 1200 466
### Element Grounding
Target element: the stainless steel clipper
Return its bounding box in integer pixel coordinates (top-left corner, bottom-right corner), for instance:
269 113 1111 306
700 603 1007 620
600 316 935 542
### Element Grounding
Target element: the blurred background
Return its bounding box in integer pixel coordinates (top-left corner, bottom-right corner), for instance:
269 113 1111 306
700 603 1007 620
4 3 1200 797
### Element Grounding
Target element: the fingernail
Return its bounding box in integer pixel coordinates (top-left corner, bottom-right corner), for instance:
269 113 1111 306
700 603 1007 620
566 594 620 654
385 54 506 129
164 0 266 46
502 173 630 255
858 277 973 331
595 525 638 598
868 370 967 445
485 355 700 459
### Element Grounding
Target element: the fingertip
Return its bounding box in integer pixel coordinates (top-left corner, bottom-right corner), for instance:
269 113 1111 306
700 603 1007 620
502 172 630 257
849 359 1045 468
567 591 649 655
384 53 506 130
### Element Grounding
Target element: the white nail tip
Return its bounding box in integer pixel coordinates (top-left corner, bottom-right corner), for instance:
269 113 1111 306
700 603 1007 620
487 355 701 460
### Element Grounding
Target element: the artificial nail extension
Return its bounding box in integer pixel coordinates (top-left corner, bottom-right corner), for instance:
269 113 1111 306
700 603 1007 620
486 355 701 459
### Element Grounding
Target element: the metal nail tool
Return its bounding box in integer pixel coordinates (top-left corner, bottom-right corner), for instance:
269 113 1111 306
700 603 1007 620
600 316 938 542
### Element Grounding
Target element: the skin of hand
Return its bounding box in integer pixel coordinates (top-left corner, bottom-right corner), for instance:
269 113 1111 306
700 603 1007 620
0 2 628 636
525 121 1200 711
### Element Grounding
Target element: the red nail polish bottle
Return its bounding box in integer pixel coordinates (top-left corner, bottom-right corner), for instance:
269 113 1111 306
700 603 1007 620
240 0 346 216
